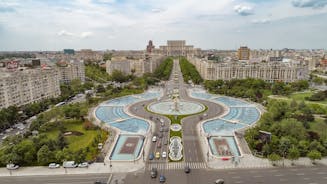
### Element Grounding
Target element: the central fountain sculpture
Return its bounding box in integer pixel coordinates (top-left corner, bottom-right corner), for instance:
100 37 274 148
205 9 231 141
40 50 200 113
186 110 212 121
148 89 204 116
171 96 180 112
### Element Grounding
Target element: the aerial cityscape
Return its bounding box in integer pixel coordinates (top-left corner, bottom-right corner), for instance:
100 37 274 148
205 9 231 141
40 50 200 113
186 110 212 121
0 0 327 184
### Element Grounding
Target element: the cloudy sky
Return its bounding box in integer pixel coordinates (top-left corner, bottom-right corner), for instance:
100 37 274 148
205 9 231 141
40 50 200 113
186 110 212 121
0 0 327 51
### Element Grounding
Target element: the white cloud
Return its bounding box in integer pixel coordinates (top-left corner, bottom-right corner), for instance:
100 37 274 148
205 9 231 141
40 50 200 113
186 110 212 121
80 32 93 38
252 19 270 24
151 8 164 13
57 30 93 38
292 0 327 9
57 30 74 37
234 4 254 16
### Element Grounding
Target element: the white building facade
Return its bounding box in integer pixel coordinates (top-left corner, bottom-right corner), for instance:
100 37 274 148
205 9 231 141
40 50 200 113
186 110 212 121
188 57 309 83
0 68 61 109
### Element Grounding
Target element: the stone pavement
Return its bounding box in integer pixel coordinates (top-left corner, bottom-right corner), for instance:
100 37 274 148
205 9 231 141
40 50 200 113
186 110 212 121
0 161 144 177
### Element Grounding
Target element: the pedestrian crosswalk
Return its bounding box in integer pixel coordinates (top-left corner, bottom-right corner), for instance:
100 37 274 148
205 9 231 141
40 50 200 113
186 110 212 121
147 162 206 170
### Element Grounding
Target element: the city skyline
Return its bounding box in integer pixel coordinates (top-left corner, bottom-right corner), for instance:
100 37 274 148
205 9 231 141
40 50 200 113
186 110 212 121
0 0 327 51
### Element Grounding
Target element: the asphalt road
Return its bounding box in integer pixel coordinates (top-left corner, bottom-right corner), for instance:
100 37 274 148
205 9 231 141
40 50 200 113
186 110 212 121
0 173 112 184
125 165 327 184
171 59 224 162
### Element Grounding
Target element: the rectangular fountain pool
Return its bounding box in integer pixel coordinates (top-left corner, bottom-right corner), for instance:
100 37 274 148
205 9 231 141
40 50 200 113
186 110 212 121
208 136 241 157
110 135 144 161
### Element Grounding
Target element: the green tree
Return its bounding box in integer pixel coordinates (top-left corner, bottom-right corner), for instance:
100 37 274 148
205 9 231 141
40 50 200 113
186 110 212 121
37 145 51 165
111 70 128 83
268 153 281 166
103 53 112 61
288 146 300 165
307 150 322 164
57 132 67 150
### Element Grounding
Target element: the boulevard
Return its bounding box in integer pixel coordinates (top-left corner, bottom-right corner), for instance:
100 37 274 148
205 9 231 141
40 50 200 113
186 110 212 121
125 165 327 184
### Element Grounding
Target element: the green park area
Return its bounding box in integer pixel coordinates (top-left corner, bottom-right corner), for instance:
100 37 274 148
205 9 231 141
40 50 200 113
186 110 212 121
0 102 108 167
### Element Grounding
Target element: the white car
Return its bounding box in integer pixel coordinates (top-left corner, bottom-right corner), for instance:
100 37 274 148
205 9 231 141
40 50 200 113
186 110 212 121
78 162 89 168
48 163 60 169
6 164 19 170
162 151 167 158
152 136 157 142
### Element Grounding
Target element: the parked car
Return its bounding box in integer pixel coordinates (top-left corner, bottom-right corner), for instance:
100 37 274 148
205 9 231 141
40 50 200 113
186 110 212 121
63 161 77 168
94 181 106 184
155 152 160 159
150 168 157 178
152 136 157 142
157 141 162 148
162 151 167 158
159 127 163 132
78 162 89 168
149 153 154 160
164 139 168 145
6 164 19 170
159 132 163 138
159 174 166 183
184 165 190 173
48 163 60 169
214 179 225 184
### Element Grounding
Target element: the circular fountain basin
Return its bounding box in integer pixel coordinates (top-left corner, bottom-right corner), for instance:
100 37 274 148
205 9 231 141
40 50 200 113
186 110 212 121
148 100 205 115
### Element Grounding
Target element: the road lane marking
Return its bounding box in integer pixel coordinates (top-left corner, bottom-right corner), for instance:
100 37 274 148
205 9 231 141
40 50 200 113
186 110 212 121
253 175 263 178
296 173 305 176
303 178 310 180
274 174 284 177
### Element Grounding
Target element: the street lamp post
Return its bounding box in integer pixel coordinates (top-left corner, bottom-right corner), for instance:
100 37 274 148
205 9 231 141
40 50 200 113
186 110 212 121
109 156 112 169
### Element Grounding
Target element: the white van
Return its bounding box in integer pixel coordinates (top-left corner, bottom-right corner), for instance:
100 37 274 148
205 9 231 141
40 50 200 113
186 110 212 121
63 161 77 168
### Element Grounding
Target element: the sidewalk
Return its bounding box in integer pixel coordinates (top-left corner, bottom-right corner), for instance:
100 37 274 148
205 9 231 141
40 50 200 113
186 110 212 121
208 154 327 170
0 161 144 177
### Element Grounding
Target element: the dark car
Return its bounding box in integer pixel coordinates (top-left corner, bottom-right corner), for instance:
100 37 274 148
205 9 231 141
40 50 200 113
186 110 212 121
184 165 190 173
149 153 154 160
150 168 157 178
159 132 163 138
159 174 166 183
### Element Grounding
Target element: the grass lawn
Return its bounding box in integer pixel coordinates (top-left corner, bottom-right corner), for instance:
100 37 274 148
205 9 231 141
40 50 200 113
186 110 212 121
170 130 182 138
289 91 314 101
46 119 108 153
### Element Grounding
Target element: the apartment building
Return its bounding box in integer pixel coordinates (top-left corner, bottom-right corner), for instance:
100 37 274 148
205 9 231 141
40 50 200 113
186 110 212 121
0 67 60 109
56 60 85 83
188 57 309 83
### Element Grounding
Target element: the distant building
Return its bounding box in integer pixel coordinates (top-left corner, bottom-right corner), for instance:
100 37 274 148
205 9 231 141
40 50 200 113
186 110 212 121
146 40 155 53
238 46 250 61
188 57 309 83
321 55 327 68
0 67 60 109
63 49 75 55
156 40 200 57
76 49 103 62
106 55 164 76
56 60 85 83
